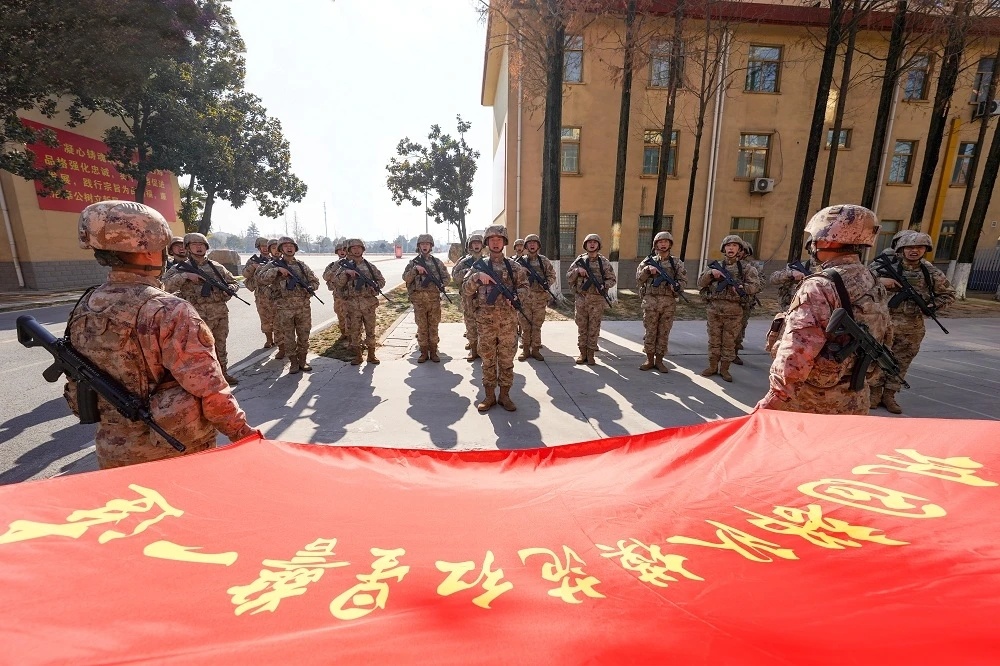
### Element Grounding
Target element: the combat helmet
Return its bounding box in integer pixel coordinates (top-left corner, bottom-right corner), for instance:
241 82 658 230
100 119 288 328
183 232 210 248
896 231 933 253
254 236 269 249
890 229 918 250
720 234 747 252
78 201 172 253
524 233 541 249
484 225 509 245
804 205 880 247
466 233 484 248
277 236 299 252
168 236 185 252
347 238 365 251
583 233 602 250
513 238 525 248
416 233 434 247
335 239 347 251
652 231 674 249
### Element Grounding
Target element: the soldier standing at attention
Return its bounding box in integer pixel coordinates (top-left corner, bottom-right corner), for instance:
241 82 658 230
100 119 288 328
770 257 816 312
165 236 186 271
464 225 529 412
567 233 617 366
636 231 687 372
452 233 485 360
65 201 254 469
757 205 890 415
322 240 351 338
697 235 760 382
510 238 525 260
515 233 556 361
337 238 386 366
868 232 955 414
163 232 242 385
733 241 763 366
403 234 451 363
258 236 320 375
242 236 275 348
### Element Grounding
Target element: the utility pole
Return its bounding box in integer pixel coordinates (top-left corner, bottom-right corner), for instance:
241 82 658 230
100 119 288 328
424 190 429 234
324 202 328 240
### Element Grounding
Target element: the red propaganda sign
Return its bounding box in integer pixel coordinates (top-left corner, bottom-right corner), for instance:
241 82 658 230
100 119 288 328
0 411 998 663
20 118 176 220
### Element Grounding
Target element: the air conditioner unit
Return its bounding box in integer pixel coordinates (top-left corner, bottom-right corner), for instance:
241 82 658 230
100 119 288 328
750 177 775 194
973 99 1000 119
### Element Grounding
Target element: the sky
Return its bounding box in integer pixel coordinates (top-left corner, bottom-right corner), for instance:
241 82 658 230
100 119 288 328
210 0 495 244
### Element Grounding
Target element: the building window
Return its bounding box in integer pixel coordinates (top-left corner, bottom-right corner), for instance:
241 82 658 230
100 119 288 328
937 220 958 258
745 45 782 93
903 54 930 101
952 142 976 186
561 127 581 174
564 35 583 83
874 220 901 256
729 218 761 250
972 57 994 103
637 215 673 255
559 214 578 258
825 128 852 149
650 39 683 88
736 134 771 179
642 130 678 176
888 140 916 184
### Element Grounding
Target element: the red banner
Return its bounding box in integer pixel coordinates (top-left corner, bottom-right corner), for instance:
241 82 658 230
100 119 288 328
1 411 998 664
20 119 176 219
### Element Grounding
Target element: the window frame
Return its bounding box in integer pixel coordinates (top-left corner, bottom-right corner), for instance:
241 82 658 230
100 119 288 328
825 128 852 150
637 215 673 256
971 57 994 104
729 217 761 251
936 220 958 258
745 44 783 93
560 126 581 175
952 142 976 186
564 35 584 84
559 213 578 258
902 53 931 101
874 220 902 256
642 129 679 177
888 140 917 184
735 133 772 180
649 38 684 89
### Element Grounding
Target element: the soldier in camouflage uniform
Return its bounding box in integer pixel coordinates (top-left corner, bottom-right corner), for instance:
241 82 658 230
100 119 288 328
336 238 386 365
636 231 687 373
463 225 529 412
258 236 320 375
452 233 485 359
770 258 816 312
242 236 276 348
165 236 186 272
321 240 351 338
265 238 284 354
510 238 525 260
567 233 617 366
65 201 254 469
697 235 760 382
163 232 242 385
869 231 956 414
758 205 890 415
515 233 556 361
404 233 451 363
733 242 764 366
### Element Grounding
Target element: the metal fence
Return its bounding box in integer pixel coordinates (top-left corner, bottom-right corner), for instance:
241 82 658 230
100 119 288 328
970 247 1000 292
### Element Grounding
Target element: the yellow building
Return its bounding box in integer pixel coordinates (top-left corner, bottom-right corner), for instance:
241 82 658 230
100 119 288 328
0 108 183 291
482 1 1000 286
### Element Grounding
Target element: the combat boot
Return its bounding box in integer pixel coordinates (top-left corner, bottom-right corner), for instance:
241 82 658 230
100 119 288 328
417 347 429 363
466 344 479 362
654 355 669 373
719 361 733 382
477 385 497 412
869 385 883 410
222 370 240 386
882 389 903 414
498 387 517 412
576 348 588 364
430 345 441 363
367 348 380 365
275 344 286 360
264 332 274 349
587 349 597 366
517 347 529 362
531 347 544 361
732 354 744 366
289 358 301 375
351 347 363 365
299 353 312 372
640 353 655 371
701 358 719 377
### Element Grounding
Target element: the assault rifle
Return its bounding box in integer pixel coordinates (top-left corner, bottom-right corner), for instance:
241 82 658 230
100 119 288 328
571 255 614 307
707 260 749 300
414 254 452 304
273 258 324 304
872 254 949 334
641 253 689 303
825 308 910 392
16 315 186 451
344 259 395 303
470 257 533 344
174 259 251 306
515 256 560 303
788 260 811 276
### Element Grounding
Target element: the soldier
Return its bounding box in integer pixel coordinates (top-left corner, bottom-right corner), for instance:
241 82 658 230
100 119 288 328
770 257 817 312
636 231 687 372
515 233 556 361
336 238 386 365
322 241 351 338
452 233 485 360
163 232 242 385
65 201 254 469
165 236 186 271
733 242 764 366
869 231 956 414
757 205 890 415
510 238 525 260
258 236 320 375
403 233 451 363
463 225 529 412
567 233 617 366
697 235 760 382
264 238 284 356
242 236 275 348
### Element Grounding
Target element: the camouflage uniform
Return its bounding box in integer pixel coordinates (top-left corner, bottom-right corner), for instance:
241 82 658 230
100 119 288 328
258 237 320 374
770 259 816 312
164 236 186 273
335 240 386 365
322 241 350 338
733 244 764 364
65 201 253 469
452 234 484 359
242 238 275 345
636 232 687 371
697 236 760 381
463 225 529 412
514 233 556 361
403 237 451 362
567 234 617 365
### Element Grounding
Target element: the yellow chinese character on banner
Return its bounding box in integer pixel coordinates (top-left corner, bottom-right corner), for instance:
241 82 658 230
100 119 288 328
62 143 75 154
518 545 605 604
80 164 90 174
597 538 704 587
68 161 79 171
853 449 997 487
44 155 55 166
228 538 348 616
143 540 238 566
667 521 798 563
738 505 908 549
798 479 946 518
435 550 513 609
60 174 70 184
82 178 93 189
330 548 409 620
0 484 182 545
159 191 167 200
86 149 96 159
101 167 110 178
97 153 106 162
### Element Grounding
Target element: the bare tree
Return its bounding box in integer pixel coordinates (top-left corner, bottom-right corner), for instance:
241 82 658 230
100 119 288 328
651 0 687 238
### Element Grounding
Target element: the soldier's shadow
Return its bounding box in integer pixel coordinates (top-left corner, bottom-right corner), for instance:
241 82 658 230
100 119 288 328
404 362 469 450
0 397 95 485
484 373 545 450
531 348 630 439
304 362 383 445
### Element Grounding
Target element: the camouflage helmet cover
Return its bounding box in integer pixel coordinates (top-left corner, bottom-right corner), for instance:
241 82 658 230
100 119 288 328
416 233 434 246
524 233 541 245
513 238 525 247
277 236 300 252
466 233 484 248
583 233 602 250
168 236 185 251
183 232 210 248
335 239 347 250
805 205 880 247
890 229 917 250
78 201 172 253
484 225 509 244
896 231 933 252
267 238 279 248
720 234 747 252
347 238 365 250
653 231 674 247
255 236 269 248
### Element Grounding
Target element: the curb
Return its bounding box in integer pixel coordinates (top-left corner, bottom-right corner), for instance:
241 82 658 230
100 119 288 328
0 295 85 314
